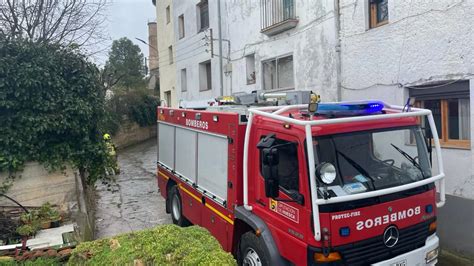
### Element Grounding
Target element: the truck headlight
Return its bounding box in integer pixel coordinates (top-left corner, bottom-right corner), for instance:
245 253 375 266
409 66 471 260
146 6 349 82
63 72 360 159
425 247 439 264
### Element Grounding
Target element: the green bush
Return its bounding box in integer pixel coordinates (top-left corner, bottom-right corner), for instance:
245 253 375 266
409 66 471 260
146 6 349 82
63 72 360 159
103 90 159 135
68 225 236 265
0 37 108 182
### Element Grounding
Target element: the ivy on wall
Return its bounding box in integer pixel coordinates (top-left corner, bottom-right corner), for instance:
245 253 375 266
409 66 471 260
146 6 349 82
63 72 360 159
0 37 108 183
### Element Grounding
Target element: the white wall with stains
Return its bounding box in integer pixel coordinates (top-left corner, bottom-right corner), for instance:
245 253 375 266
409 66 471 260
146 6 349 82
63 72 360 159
174 0 339 103
224 0 339 100
339 0 474 200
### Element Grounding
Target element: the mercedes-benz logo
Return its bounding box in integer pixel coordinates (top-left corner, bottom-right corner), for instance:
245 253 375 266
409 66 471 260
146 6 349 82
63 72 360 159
383 226 399 248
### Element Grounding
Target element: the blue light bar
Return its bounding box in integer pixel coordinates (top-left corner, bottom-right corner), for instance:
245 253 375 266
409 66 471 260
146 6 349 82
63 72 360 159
316 101 384 116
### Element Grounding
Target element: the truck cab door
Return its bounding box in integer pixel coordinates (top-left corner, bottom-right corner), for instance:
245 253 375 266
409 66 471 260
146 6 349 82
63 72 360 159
252 131 311 264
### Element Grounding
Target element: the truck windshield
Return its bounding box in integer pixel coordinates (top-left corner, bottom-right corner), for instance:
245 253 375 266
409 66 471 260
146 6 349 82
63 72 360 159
313 126 432 198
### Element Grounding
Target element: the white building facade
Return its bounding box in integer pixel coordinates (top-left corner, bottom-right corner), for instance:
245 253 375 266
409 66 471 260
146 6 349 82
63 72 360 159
173 0 229 107
174 0 340 105
339 0 473 256
155 0 178 107
167 0 473 257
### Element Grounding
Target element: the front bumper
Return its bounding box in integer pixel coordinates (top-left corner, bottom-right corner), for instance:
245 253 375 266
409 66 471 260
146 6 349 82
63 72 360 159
372 233 439 266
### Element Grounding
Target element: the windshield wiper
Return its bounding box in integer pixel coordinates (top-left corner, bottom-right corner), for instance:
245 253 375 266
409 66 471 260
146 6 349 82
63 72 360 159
390 143 425 176
336 150 376 190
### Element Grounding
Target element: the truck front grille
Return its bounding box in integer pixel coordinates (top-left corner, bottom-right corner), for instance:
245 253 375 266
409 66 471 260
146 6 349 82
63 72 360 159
334 219 434 265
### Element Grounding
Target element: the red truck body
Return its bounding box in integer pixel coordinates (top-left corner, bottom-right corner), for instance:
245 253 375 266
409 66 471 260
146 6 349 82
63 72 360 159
156 102 442 265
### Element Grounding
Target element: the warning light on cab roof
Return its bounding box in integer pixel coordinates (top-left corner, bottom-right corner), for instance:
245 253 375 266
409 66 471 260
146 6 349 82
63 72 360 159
316 100 385 116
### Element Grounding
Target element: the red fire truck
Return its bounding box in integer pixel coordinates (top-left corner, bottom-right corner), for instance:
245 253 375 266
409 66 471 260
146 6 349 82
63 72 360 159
156 91 445 265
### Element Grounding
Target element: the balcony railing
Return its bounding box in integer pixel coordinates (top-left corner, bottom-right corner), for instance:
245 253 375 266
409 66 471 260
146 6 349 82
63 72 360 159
260 0 298 36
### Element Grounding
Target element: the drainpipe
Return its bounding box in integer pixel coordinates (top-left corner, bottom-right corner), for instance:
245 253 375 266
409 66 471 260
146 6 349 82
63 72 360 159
334 0 342 101
217 0 224 96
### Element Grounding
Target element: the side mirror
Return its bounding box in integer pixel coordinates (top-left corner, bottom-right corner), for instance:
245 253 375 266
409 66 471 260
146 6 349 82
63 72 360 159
261 147 279 198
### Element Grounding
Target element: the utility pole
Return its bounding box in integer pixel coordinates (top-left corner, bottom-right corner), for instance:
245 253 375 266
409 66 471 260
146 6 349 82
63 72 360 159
209 29 214 58
217 0 224 97
334 0 342 101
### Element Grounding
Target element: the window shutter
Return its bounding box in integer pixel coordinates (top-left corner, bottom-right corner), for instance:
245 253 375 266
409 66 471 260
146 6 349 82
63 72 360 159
409 80 470 100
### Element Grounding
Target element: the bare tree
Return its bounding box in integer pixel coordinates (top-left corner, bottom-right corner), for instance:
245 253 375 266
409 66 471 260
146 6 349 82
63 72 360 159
0 0 108 50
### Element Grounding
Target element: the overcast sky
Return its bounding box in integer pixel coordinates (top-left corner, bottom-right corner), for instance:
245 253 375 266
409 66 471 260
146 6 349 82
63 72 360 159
95 0 156 66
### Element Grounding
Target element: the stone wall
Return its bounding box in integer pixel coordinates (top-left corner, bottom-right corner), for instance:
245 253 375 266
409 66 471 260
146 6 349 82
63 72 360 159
113 120 157 149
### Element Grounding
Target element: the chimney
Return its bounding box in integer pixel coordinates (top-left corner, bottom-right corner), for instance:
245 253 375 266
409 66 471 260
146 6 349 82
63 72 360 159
148 21 158 71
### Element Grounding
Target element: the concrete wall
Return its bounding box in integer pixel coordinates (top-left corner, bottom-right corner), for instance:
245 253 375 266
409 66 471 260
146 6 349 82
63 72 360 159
339 0 474 199
174 0 339 103
225 0 339 101
339 0 474 256
0 163 95 241
113 121 157 149
0 163 76 212
156 0 178 107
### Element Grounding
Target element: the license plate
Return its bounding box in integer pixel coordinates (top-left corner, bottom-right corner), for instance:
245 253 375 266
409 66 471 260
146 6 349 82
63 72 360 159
391 260 407 266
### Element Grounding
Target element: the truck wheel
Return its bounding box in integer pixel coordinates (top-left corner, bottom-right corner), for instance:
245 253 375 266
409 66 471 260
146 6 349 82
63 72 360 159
169 185 190 226
240 231 270 266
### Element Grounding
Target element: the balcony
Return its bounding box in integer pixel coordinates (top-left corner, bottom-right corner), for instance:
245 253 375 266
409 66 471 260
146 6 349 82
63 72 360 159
260 0 298 36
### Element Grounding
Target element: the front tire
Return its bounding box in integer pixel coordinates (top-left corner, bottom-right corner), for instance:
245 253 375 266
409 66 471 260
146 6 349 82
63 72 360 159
168 185 190 226
239 231 270 266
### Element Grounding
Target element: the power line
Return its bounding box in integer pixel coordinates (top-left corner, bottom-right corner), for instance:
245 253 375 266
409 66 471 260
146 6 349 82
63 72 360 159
340 74 474 91
157 45 208 68
159 43 206 63
141 37 204 55
155 31 213 66
396 0 415 84
148 28 211 55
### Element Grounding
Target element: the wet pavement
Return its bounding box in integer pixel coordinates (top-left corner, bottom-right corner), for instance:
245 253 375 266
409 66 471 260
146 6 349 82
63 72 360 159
94 139 171 239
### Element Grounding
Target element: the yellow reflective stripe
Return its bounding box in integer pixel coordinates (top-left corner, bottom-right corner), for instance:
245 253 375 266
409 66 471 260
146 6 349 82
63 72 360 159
205 202 234 225
178 184 234 225
178 184 201 202
158 171 169 180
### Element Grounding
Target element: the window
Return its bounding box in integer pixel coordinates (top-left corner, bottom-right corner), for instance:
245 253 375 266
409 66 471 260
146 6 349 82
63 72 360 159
259 138 299 192
197 0 209 32
262 55 294 90
181 68 187 92
166 6 170 24
245 54 256 84
315 127 431 198
168 46 173 64
260 0 298 35
178 15 185 39
164 90 171 107
199 61 212 91
369 0 388 29
410 81 471 149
